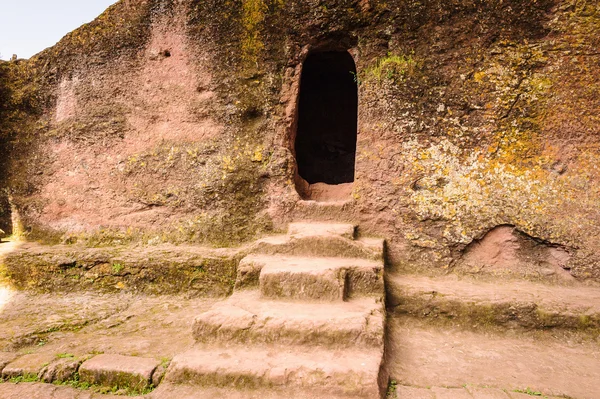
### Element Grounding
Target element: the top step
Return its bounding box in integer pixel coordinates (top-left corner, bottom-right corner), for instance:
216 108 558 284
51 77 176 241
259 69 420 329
288 200 355 223
251 223 384 261
288 222 356 240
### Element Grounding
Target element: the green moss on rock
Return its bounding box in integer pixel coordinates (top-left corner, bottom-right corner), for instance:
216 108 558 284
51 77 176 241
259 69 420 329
3 243 242 296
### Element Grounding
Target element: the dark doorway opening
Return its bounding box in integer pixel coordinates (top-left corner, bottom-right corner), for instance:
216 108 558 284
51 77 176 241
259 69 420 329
295 51 358 186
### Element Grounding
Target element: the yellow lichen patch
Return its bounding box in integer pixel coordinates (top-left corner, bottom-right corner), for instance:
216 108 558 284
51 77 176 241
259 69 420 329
473 71 486 83
113 135 271 247
351 184 362 200
251 146 264 162
241 0 268 68
402 138 600 249
363 52 422 83
474 43 553 167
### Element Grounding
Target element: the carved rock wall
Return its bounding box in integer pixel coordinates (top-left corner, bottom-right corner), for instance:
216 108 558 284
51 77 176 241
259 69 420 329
3 0 599 282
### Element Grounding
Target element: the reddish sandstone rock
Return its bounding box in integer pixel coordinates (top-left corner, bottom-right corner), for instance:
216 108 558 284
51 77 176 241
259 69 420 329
38 357 83 383
1 353 57 379
78 354 159 390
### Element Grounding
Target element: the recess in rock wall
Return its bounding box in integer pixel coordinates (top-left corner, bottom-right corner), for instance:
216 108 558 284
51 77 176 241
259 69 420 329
294 51 358 199
455 225 573 281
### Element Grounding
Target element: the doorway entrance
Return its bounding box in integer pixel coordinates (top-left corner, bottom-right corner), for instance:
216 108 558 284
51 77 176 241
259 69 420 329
294 51 358 198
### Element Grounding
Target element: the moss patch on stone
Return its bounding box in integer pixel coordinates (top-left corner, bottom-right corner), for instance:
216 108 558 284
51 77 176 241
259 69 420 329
389 292 600 339
3 243 243 296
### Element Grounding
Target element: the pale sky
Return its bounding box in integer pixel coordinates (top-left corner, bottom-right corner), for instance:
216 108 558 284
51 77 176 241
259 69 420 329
0 0 118 60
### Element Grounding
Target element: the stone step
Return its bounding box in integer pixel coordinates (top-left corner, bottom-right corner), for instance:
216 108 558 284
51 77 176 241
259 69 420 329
288 200 355 223
0 382 124 399
3 242 240 295
250 233 383 261
287 222 356 239
192 290 384 347
236 255 384 298
235 255 383 301
1 353 56 380
387 274 600 333
0 381 370 399
260 255 383 301
385 316 600 399
0 380 570 399
164 345 381 397
148 383 372 399
78 354 160 391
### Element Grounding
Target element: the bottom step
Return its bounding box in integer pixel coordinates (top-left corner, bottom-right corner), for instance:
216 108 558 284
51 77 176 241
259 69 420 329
0 381 371 399
165 345 381 397
149 383 373 399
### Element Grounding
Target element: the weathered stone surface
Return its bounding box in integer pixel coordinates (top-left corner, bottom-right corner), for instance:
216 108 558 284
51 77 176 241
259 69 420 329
454 226 576 282
345 261 385 299
2 353 57 379
237 232 384 293
0 0 599 286
253 234 383 261
148 383 381 398
260 258 345 301
393 385 435 399
508 393 550 399
386 317 600 399
151 363 168 388
0 352 17 374
431 387 477 399
165 346 381 397
387 274 600 333
0 383 60 399
0 288 214 357
79 354 159 390
3 243 239 295
234 256 265 290
287 200 355 224
0 382 122 398
257 255 382 301
466 387 512 399
194 303 257 340
193 290 383 347
287 222 356 240
38 357 83 383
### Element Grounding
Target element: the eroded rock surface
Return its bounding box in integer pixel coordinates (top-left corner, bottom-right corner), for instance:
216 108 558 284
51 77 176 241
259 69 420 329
0 0 598 283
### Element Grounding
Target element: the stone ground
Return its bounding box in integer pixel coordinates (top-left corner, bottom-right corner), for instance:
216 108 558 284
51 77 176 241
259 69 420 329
0 289 597 398
0 382 579 399
1 239 599 398
386 317 600 399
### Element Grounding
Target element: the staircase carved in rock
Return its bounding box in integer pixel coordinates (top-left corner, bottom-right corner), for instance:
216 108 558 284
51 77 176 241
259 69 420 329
166 222 386 398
